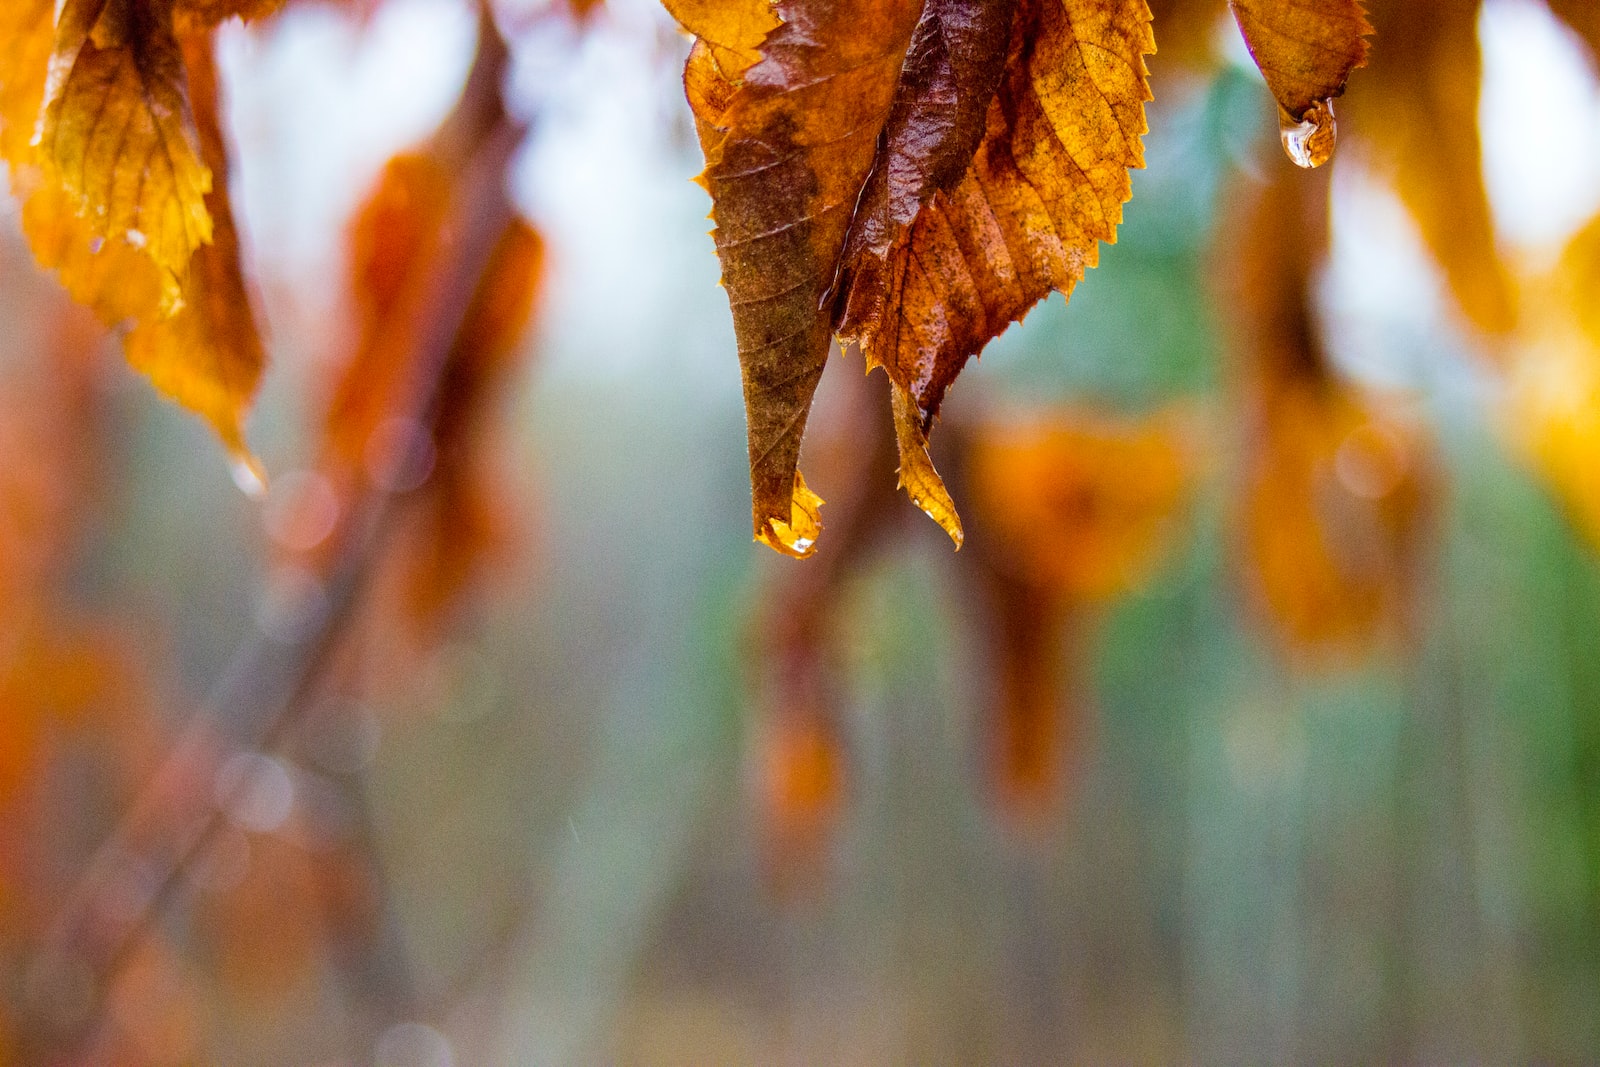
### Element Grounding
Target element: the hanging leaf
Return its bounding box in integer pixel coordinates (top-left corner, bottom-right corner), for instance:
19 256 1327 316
966 407 1194 811
1344 0 1516 340
123 31 266 464
39 0 214 307
1225 160 1433 656
1227 0 1371 168
673 0 1153 555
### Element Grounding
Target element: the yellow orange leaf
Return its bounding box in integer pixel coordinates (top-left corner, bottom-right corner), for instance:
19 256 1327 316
1228 0 1370 168
0 0 53 171
1343 0 1516 339
123 31 265 460
1225 159 1433 656
838 0 1154 539
968 408 1195 602
38 0 214 307
1507 212 1600 550
678 0 924 556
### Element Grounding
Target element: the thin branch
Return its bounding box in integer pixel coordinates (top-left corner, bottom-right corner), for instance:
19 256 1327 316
18 14 524 1059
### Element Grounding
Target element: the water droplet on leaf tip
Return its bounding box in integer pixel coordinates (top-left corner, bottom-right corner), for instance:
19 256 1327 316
1278 100 1337 169
230 456 269 500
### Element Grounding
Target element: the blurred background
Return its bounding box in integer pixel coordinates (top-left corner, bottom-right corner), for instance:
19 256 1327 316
4 0 1600 1062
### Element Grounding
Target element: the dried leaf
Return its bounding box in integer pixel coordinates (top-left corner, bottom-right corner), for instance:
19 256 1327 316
1225 161 1432 655
1228 0 1370 168
677 0 1154 553
319 153 454 494
977 567 1075 816
123 31 265 460
680 0 924 556
844 0 1153 546
312 94 541 631
1343 0 1516 339
39 0 214 306
964 406 1192 813
401 219 544 626
967 408 1195 601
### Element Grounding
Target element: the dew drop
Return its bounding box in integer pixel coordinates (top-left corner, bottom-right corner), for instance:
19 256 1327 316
230 455 269 500
125 228 146 249
1278 99 1338 169
88 236 105 254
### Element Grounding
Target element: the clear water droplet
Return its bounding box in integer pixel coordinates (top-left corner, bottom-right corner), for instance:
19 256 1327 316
230 455 269 500
125 228 146 249
1279 99 1338 169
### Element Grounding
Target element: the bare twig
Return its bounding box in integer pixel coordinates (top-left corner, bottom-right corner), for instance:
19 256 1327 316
18 12 524 1060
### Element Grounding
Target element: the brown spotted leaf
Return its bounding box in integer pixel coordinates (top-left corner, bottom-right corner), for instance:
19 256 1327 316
123 31 265 463
39 0 214 307
679 0 924 556
1228 0 1370 167
677 0 1156 554
838 0 1154 545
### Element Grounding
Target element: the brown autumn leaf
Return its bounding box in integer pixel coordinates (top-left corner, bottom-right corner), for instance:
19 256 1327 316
38 0 215 307
305 34 540 634
318 153 455 497
1225 156 1432 656
1227 0 1370 168
1342 0 1516 340
674 0 1154 555
965 407 1194 812
0 1 267 463
123 31 266 464
398 218 543 627
680 0 922 556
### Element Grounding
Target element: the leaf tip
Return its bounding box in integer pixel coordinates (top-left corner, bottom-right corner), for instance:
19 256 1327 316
891 388 963 548
756 470 824 558
229 451 269 501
